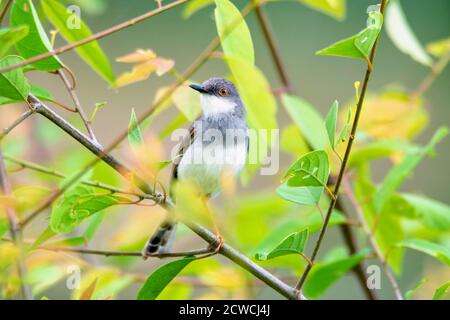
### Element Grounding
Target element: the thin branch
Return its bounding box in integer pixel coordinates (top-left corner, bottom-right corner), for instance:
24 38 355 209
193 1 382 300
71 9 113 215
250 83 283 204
253 2 293 93
37 246 213 259
57 68 99 144
0 0 188 74
0 0 13 24
342 177 404 300
0 109 33 140
296 0 388 292
4 155 155 201
0 148 32 300
24 94 298 300
411 51 450 99
335 200 378 300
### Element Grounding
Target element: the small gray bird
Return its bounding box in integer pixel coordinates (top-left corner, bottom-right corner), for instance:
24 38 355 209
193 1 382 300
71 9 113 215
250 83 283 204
143 77 249 257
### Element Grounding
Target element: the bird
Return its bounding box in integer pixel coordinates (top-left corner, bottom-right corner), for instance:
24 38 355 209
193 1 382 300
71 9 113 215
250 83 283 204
142 77 249 257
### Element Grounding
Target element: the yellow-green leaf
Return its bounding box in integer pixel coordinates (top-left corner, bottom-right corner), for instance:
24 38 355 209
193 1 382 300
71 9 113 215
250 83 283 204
42 0 115 84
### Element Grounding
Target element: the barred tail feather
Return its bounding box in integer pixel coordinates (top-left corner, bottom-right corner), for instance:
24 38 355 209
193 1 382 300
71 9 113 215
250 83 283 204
142 221 177 257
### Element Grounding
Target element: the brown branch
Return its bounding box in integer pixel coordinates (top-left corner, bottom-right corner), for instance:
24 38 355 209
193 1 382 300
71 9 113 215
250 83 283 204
0 0 13 24
411 51 450 99
0 109 33 140
4 155 155 201
0 148 32 299
37 246 213 259
57 68 99 144
253 2 293 93
296 0 388 293
0 0 188 74
342 177 404 300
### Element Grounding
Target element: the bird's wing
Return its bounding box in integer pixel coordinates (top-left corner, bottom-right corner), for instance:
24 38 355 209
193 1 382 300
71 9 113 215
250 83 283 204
171 120 197 183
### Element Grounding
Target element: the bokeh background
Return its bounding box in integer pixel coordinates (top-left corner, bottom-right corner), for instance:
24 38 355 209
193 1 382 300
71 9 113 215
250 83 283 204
1 0 449 299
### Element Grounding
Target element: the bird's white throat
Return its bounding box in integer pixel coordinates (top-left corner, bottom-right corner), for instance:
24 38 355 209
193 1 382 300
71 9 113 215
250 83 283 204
200 94 236 116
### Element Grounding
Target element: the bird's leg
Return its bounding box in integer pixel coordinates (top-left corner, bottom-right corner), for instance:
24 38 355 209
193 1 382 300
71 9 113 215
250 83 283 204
202 194 224 254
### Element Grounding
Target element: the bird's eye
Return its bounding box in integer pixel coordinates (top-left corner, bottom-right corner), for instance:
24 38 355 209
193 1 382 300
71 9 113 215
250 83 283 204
218 89 228 97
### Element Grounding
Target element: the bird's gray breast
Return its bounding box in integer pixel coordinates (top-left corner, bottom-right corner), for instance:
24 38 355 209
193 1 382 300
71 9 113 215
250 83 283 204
177 113 248 195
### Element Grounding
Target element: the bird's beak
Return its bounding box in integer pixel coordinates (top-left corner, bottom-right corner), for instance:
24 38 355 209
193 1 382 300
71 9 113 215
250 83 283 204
189 84 208 94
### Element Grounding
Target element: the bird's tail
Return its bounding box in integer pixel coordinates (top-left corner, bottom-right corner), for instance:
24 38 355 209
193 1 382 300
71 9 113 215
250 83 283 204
142 220 177 258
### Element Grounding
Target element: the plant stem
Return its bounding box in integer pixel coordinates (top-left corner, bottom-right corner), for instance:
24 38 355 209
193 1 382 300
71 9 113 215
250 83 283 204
0 148 32 300
342 177 404 300
253 2 293 93
295 0 388 292
0 0 13 24
412 51 450 98
57 69 99 144
4 155 155 200
0 0 189 74
25 95 298 300
0 109 33 140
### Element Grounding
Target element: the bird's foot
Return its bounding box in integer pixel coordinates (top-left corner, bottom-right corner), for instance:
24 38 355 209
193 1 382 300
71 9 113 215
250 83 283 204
208 233 224 255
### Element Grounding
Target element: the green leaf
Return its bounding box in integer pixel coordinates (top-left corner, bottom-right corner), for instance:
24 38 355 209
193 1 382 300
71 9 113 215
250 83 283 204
354 164 405 272
214 0 254 65
298 0 346 21
0 25 29 57
255 229 308 261
282 94 328 150
303 249 369 299
253 211 346 256
400 193 450 231
137 257 195 300
30 84 53 101
385 0 433 67
316 8 383 62
128 108 144 147
50 185 121 234
10 0 64 71
276 183 323 206
324 100 338 148
29 226 56 250
183 0 214 18
397 239 450 266
0 55 31 100
349 139 418 167
405 277 427 300
42 0 115 84
84 211 105 241
433 282 450 300
373 127 448 212
282 150 330 190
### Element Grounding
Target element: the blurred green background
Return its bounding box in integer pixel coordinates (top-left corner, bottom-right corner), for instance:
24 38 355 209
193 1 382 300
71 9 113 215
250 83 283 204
2 0 449 300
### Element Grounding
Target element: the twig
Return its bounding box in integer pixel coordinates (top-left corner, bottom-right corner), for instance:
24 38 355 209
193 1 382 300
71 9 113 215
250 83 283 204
4 155 155 201
342 177 404 300
335 201 378 300
37 246 213 259
0 0 13 24
296 0 388 292
411 51 450 99
57 68 99 144
0 109 33 140
24 93 298 299
0 148 32 299
0 0 188 74
253 2 293 93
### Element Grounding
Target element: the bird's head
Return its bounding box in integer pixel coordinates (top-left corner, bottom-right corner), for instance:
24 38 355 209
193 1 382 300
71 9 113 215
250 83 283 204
189 77 242 116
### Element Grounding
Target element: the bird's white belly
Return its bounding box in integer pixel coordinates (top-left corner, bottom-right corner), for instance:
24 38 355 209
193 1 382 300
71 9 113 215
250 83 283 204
177 140 247 195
